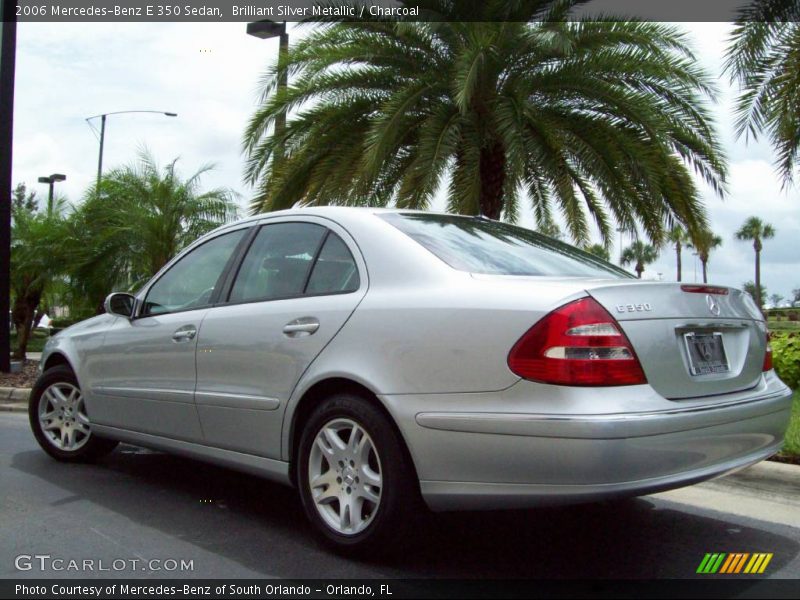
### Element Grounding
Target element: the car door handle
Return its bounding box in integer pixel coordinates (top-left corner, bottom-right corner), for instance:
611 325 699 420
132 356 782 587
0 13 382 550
172 325 197 342
282 317 320 337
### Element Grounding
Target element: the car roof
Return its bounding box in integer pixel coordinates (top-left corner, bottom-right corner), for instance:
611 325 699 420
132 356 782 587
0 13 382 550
212 206 478 234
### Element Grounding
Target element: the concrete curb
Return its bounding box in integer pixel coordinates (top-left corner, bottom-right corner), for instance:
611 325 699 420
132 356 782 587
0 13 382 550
705 459 800 505
655 460 800 529
0 402 27 413
0 387 31 402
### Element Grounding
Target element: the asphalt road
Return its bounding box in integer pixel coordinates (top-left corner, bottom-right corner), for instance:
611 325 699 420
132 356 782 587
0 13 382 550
2 412 799 581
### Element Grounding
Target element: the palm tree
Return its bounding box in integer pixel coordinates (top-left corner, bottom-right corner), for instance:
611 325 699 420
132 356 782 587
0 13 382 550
725 0 800 184
66 152 239 311
688 229 723 284
10 195 69 359
667 225 689 282
583 243 611 262
536 219 563 240
735 216 775 308
244 2 726 246
621 241 660 279
743 281 767 308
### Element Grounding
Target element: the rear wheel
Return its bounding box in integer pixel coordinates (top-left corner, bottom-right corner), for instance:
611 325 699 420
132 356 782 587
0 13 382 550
29 365 118 462
297 393 420 554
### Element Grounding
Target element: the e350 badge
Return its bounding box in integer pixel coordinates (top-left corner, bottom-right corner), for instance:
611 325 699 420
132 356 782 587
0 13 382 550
615 303 653 313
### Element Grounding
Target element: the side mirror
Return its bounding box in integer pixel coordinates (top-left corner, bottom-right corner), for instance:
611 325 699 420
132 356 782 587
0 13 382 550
103 292 136 318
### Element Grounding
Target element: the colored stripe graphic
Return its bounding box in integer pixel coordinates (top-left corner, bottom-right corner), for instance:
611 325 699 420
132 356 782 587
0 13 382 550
698 553 773 574
719 554 736 573
697 553 726 574
733 553 749 573
720 553 749 573
744 553 773 574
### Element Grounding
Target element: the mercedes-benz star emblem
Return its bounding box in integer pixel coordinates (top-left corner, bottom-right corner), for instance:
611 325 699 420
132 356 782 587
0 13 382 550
706 294 720 316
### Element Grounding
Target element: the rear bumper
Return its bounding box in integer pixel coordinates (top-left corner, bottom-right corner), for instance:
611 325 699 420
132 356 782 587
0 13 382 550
420 442 781 511
381 372 793 511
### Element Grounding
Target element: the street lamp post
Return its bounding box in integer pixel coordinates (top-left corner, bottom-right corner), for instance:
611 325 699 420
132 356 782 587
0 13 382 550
0 1 17 373
86 110 177 187
247 20 289 162
37 173 66 215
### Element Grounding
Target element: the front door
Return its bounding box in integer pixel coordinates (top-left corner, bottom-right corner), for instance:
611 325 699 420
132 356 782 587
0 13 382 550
87 228 248 441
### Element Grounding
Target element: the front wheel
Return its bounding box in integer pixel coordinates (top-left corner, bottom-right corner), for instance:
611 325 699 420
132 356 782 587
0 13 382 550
297 394 421 555
29 365 118 462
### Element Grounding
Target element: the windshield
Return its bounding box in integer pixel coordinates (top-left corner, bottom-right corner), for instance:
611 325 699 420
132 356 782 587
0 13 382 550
380 213 632 279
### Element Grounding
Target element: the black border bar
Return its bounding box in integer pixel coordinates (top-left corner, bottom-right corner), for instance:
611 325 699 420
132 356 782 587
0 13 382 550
4 579 800 599
8 0 800 23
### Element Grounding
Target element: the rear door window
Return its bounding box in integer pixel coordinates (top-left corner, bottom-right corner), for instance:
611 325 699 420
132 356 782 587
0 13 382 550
305 233 360 295
229 222 327 303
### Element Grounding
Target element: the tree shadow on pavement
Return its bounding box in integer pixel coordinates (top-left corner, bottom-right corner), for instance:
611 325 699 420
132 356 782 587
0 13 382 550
11 444 800 579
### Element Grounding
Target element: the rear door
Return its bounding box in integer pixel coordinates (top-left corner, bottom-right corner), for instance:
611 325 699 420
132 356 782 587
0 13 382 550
587 283 767 399
194 217 367 458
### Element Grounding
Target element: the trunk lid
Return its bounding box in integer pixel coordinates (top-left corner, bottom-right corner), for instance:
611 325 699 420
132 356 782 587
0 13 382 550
586 282 767 399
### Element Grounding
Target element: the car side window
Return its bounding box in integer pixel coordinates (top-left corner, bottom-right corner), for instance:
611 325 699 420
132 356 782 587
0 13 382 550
306 232 360 295
229 223 327 303
141 229 246 317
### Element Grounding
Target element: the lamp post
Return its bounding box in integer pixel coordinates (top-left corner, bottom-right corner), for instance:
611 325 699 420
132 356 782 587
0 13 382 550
1 0 17 373
37 173 66 215
247 20 289 162
86 110 177 187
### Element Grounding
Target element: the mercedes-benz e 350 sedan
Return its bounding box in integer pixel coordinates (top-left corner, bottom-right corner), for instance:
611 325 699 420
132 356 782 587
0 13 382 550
30 208 792 552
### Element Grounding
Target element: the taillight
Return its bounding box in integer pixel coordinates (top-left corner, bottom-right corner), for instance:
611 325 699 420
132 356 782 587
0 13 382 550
508 297 647 386
763 332 773 372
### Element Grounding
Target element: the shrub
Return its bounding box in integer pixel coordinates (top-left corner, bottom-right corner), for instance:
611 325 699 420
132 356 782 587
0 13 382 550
50 318 80 329
771 332 800 389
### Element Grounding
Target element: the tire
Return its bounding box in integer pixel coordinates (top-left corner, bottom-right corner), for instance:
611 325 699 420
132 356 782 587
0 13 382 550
29 365 118 462
297 393 421 555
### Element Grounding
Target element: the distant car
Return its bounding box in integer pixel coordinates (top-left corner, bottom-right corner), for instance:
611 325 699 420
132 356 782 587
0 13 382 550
30 208 793 553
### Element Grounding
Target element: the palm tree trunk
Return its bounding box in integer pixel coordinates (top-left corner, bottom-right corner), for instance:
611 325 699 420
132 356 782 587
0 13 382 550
11 288 42 360
701 258 708 284
755 247 762 308
676 241 682 282
636 263 643 279
479 142 506 220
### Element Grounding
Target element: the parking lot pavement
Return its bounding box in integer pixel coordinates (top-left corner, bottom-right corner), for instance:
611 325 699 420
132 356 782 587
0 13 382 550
1 412 799 580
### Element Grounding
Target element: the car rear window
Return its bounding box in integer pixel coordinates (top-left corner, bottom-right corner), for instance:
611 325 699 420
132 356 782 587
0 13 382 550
379 213 632 278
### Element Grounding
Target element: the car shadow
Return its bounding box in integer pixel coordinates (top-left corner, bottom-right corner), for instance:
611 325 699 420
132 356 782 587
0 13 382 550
10 445 800 579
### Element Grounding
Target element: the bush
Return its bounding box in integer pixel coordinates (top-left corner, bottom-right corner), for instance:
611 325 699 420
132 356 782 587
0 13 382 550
50 317 81 329
771 332 800 389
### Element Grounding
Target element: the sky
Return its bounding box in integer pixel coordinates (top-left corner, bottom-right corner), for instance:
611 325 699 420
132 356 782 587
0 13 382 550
10 21 800 301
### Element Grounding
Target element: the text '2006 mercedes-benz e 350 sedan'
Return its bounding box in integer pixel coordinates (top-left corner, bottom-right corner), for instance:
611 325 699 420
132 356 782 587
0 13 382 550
30 208 792 553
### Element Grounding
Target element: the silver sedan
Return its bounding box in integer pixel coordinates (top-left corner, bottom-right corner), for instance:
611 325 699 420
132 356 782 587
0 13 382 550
30 208 793 553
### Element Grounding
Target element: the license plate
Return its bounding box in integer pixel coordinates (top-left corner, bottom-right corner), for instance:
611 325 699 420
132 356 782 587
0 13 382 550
683 332 730 376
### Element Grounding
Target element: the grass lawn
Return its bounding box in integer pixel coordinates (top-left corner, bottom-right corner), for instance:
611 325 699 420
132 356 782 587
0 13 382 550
9 330 49 354
780 389 800 459
767 320 800 331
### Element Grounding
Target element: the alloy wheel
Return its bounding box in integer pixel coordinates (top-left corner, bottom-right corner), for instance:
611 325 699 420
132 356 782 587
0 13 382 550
37 382 91 452
307 418 382 536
